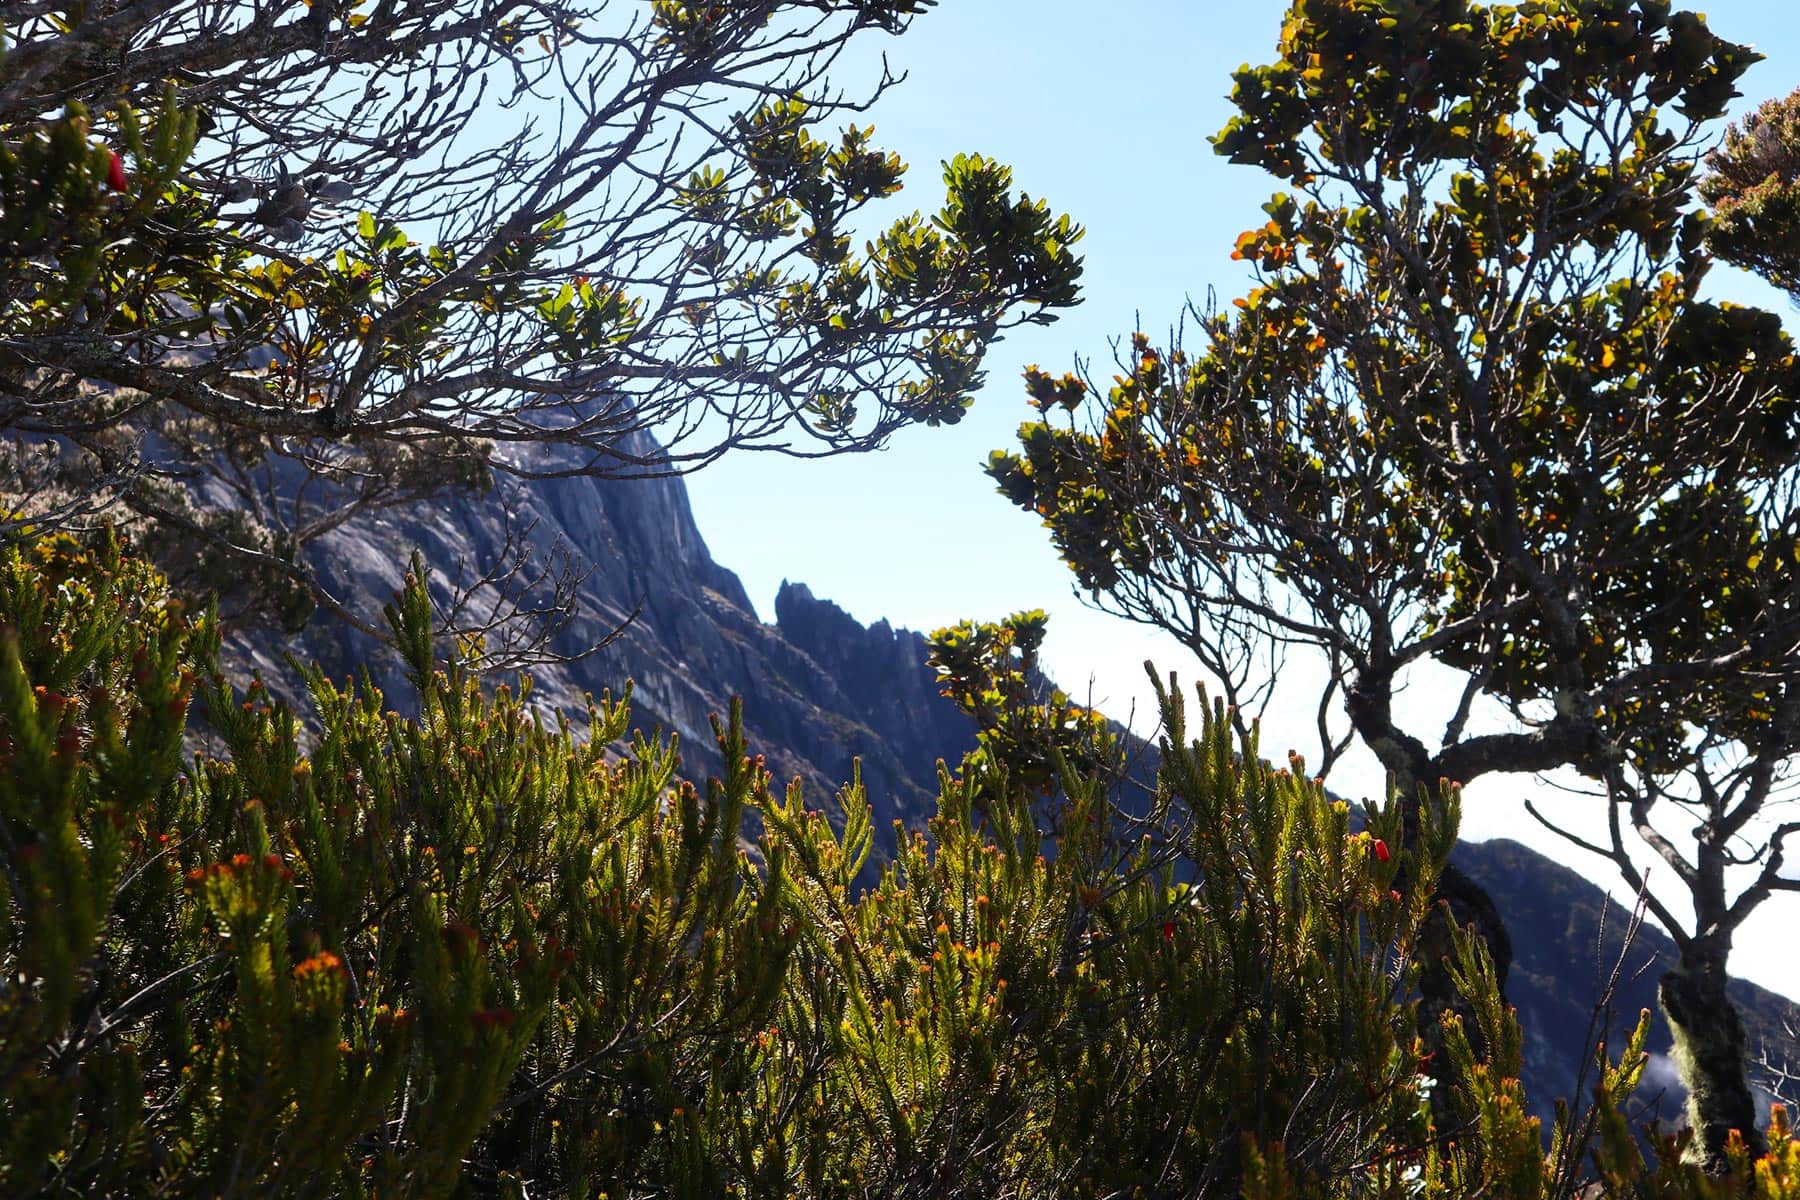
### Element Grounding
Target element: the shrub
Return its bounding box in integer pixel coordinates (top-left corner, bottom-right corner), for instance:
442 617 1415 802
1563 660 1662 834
4 537 1794 1197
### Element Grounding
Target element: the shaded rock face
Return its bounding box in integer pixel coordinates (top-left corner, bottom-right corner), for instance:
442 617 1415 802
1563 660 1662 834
222 437 974 865
773 580 974 792
221 442 1796 1126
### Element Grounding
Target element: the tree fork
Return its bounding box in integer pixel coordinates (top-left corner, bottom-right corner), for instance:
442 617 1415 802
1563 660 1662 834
1351 679 1514 1074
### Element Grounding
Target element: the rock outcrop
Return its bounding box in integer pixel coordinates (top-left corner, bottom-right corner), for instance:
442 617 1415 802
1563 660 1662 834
223 439 974 865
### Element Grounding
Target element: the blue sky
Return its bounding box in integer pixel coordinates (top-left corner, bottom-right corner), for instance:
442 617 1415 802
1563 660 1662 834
682 2 1800 999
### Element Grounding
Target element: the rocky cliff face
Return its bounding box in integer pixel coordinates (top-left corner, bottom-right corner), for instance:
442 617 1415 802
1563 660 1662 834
224 444 1797 1126
222 439 975 866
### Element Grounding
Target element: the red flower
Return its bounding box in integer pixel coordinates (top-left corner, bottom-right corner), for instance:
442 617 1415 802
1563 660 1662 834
106 150 128 193
1373 838 1392 864
1161 920 1176 941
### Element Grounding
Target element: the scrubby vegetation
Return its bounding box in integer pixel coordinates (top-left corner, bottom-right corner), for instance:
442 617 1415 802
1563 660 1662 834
1 537 1795 1196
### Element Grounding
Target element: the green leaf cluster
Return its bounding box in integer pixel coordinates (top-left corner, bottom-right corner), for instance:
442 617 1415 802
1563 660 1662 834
0 85 207 318
1703 87 1800 305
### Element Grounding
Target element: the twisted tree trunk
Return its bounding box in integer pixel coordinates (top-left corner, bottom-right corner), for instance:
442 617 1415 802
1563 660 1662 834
1660 941 1768 1170
1377 751 1514 1137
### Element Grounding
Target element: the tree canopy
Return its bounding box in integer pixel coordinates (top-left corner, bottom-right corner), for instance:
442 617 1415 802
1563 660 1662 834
988 0 1799 1165
0 0 1082 636
1704 86 1800 305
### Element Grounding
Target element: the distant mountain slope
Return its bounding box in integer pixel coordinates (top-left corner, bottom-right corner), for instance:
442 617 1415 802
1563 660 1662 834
1454 839 1796 1128
225 443 1797 1123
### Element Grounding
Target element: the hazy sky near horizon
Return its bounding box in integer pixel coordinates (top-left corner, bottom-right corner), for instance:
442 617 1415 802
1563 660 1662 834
681 3 1800 1000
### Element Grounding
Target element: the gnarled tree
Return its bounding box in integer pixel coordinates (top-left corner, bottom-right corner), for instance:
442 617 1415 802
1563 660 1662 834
988 0 1796 1167
0 0 1082 648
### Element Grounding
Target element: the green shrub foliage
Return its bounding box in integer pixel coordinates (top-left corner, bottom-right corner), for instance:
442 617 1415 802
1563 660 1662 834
1704 86 1800 305
1 539 792 1195
3 538 1797 1196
